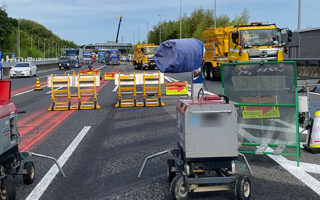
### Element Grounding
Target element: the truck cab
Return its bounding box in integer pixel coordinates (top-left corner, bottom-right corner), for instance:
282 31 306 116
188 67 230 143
133 43 158 70
202 22 292 80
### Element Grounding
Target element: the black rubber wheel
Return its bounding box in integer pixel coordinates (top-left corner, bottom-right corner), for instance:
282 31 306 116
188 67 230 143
235 175 251 200
0 177 16 200
143 99 146 107
23 161 35 185
78 102 81 110
68 102 71 110
118 99 121 107
137 62 142 70
134 99 137 107
167 159 176 182
209 66 215 81
203 65 209 80
170 175 189 200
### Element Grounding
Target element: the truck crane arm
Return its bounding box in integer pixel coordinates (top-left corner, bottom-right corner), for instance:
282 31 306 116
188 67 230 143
115 15 123 44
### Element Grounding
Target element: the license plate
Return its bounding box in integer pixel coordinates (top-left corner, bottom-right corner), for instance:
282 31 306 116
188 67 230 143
61 67 64 69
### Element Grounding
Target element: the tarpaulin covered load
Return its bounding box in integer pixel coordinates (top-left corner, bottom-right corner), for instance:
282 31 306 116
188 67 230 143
154 38 203 73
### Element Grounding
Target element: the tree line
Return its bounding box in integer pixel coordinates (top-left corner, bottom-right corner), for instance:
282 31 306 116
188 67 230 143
0 8 78 59
147 8 249 44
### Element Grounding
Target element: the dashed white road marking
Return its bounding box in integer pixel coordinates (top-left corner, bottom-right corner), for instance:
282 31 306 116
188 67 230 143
112 85 118 92
25 126 91 200
46 87 63 94
97 65 106 70
13 85 47 97
310 92 320 96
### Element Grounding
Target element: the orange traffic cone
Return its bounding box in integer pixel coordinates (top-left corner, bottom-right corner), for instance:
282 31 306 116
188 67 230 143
34 78 42 91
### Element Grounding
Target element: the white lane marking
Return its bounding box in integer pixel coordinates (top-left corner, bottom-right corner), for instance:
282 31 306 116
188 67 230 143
164 76 173 82
25 126 91 200
46 87 63 94
268 151 320 196
13 85 47 97
310 92 320 96
288 161 320 174
112 85 118 92
97 65 106 70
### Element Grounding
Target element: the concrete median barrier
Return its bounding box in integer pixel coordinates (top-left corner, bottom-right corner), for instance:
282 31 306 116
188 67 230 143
2 62 58 76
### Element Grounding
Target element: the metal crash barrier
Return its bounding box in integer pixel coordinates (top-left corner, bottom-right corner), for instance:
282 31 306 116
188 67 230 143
48 73 100 110
221 61 300 165
115 71 164 107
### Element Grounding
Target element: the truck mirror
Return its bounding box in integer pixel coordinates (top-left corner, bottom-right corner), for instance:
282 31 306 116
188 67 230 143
287 30 293 37
231 32 238 44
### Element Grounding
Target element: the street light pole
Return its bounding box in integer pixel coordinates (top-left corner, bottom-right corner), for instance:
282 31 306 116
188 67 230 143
138 27 140 43
158 14 162 44
298 0 301 30
30 35 32 52
214 0 216 29
17 19 20 59
180 0 182 39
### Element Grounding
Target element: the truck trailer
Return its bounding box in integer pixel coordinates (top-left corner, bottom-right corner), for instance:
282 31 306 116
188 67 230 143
202 22 292 80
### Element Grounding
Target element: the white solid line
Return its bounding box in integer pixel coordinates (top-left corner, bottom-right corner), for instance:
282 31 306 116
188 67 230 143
267 150 320 196
112 85 118 92
288 161 320 174
97 65 106 70
164 76 173 82
25 126 91 200
46 87 63 94
13 85 47 97
310 92 320 96
13 89 34 96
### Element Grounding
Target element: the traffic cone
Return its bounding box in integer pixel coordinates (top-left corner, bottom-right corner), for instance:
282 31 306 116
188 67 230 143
34 78 42 91
304 111 320 153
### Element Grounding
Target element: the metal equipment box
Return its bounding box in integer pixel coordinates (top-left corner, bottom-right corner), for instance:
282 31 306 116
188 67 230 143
176 99 238 158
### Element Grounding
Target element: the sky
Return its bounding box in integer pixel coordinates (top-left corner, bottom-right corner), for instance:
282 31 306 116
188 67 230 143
2 0 320 45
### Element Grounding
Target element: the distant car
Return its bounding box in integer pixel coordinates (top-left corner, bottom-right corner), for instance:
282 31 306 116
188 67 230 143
10 62 37 78
59 57 72 70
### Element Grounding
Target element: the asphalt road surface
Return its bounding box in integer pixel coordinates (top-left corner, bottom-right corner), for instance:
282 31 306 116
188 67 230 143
7 63 320 200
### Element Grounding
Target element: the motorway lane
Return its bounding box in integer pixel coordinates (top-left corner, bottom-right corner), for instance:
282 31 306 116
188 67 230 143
10 63 320 199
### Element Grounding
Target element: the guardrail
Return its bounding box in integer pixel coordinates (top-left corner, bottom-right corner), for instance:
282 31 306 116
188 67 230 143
1 58 59 77
285 58 320 78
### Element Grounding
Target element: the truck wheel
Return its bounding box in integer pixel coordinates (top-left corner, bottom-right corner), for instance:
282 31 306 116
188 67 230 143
0 177 16 200
235 175 251 200
203 65 209 80
170 175 189 200
167 159 176 182
137 63 142 70
209 67 215 81
23 161 35 185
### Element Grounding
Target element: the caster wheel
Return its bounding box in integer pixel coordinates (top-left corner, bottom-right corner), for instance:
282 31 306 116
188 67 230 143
167 159 176 182
23 161 35 185
0 177 16 200
170 175 189 200
235 175 251 200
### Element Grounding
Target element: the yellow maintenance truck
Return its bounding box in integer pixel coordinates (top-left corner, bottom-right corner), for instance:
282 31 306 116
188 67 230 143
202 22 292 80
133 43 159 70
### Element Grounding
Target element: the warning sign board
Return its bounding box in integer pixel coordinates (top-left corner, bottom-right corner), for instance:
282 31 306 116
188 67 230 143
240 96 280 119
105 72 115 80
165 82 188 95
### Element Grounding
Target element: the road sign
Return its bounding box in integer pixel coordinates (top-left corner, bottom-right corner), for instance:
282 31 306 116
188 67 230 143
11 53 15 58
165 81 188 95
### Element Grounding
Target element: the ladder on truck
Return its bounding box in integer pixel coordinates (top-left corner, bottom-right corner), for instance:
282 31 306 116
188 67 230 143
49 74 71 110
77 74 100 110
143 71 164 107
115 72 137 107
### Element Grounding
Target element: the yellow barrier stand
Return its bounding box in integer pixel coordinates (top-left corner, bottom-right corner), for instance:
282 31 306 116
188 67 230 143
115 72 137 107
48 74 71 111
143 71 164 107
77 74 100 110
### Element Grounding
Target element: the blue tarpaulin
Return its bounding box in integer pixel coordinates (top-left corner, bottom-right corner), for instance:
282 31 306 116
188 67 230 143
154 38 203 73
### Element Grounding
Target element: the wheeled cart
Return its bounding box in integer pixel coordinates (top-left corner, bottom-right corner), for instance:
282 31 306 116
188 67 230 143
138 95 252 200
